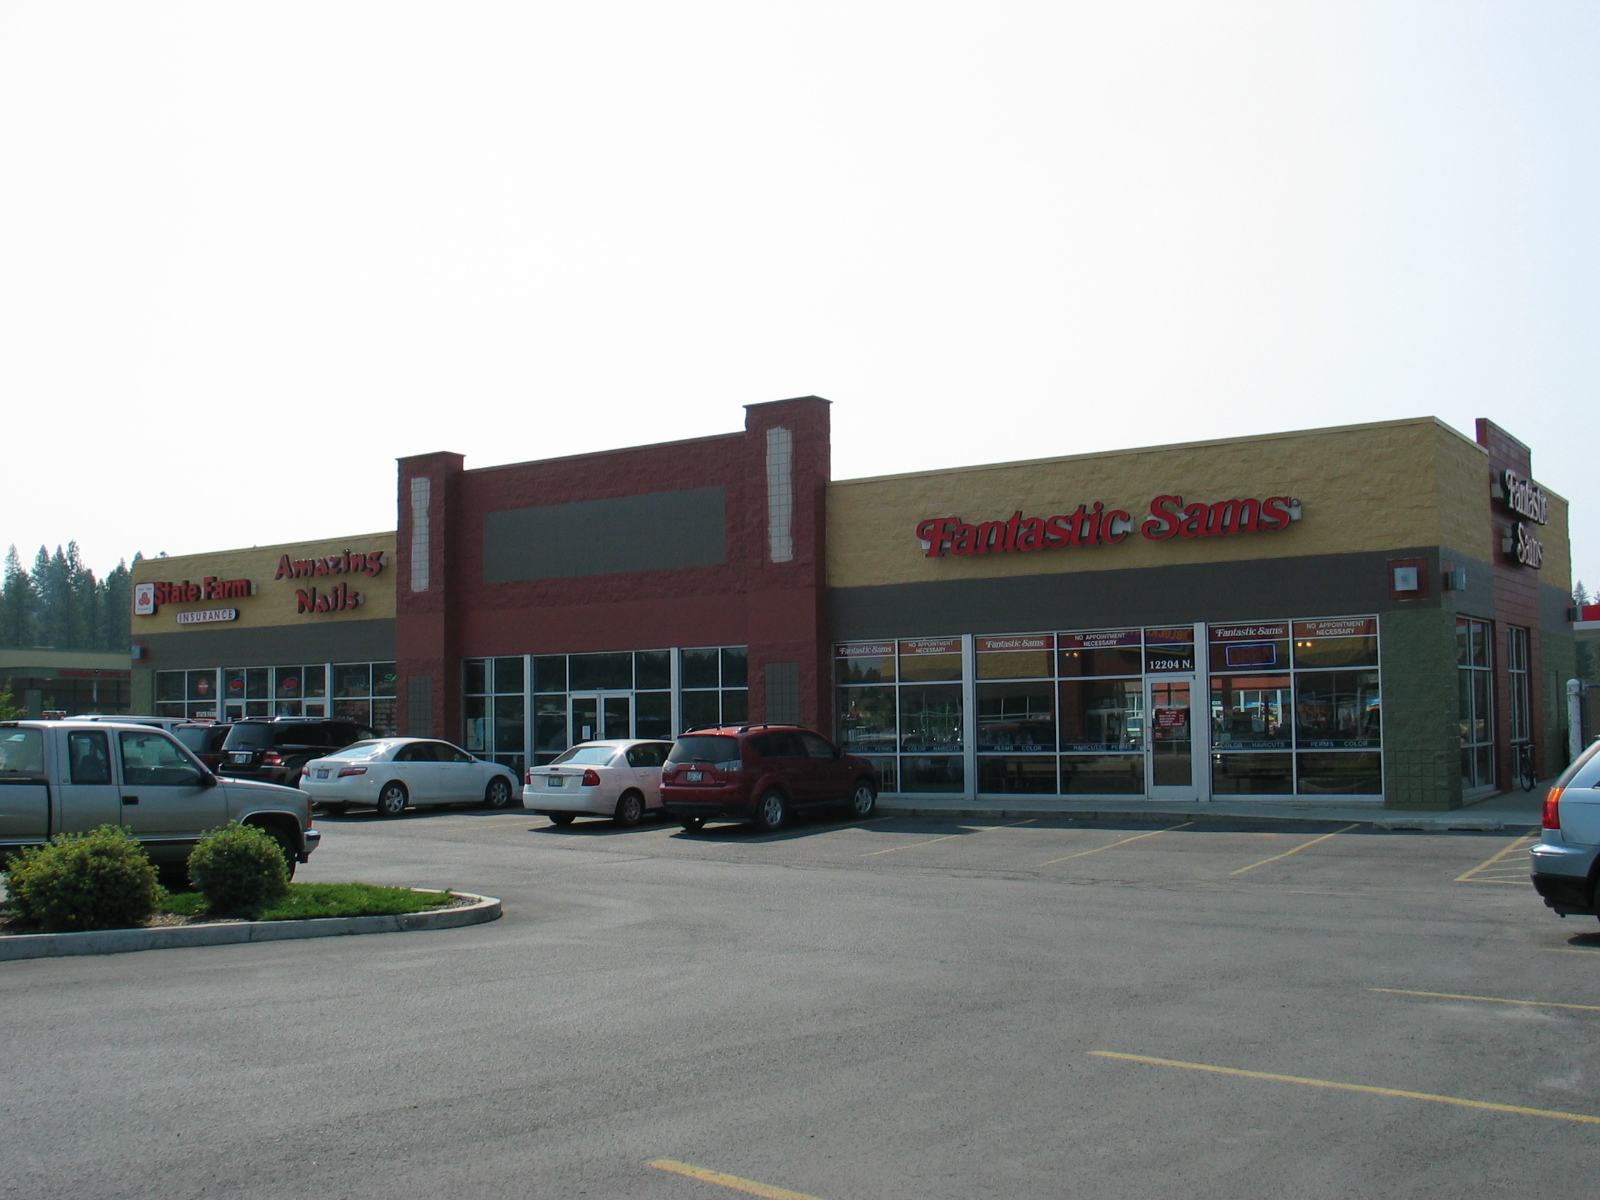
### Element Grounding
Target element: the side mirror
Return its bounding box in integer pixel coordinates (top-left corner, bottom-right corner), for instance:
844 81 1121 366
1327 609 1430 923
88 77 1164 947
201 772 219 789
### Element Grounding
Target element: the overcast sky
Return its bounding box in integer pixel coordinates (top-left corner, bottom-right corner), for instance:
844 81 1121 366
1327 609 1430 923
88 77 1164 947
2 1 1595 591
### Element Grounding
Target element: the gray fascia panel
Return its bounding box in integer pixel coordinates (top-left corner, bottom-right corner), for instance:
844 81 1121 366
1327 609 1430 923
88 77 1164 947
484 487 728 583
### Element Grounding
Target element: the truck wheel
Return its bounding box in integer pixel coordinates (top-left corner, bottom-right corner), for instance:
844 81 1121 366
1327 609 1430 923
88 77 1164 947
157 861 191 892
614 791 645 827
753 790 787 833
483 777 513 809
376 782 408 818
267 829 298 880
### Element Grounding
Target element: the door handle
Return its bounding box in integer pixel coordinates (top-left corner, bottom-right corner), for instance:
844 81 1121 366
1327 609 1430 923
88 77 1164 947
121 796 139 805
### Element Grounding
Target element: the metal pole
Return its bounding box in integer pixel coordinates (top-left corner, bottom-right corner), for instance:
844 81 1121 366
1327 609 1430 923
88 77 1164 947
1569 678 1584 762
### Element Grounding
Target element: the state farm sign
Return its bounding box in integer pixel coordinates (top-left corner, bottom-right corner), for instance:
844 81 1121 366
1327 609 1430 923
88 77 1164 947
134 577 253 614
916 494 1302 558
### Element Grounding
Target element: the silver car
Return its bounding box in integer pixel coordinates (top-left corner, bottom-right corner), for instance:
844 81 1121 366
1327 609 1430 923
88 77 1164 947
1530 739 1600 918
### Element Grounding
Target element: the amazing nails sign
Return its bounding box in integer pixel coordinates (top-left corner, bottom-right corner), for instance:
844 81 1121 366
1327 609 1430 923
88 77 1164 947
915 494 1303 558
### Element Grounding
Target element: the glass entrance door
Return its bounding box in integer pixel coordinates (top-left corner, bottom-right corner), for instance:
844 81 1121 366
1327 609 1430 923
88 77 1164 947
570 694 631 744
1145 677 1196 799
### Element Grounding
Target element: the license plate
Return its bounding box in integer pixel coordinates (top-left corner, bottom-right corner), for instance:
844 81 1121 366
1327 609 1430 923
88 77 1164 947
232 753 251 763
545 775 563 788
686 770 703 782
315 769 329 779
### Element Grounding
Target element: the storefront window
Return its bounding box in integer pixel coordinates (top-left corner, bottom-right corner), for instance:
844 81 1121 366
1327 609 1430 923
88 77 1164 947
899 684 963 752
1058 679 1142 751
462 658 526 776
155 669 220 719
680 645 750 730
838 615 1382 799
1457 616 1495 789
1210 675 1292 749
838 686 897 753
1508 626 1531 746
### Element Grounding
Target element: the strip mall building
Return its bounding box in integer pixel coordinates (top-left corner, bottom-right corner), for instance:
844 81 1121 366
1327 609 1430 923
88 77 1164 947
131 398 1576 810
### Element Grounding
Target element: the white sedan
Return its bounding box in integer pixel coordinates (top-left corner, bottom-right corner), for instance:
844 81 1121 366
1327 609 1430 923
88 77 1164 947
300 738 520 817
523 740 673 826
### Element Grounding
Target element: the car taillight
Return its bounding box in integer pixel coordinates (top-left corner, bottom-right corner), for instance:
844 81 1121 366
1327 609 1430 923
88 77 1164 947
581 769 601 787
1544 787 1564 829
524 768 533 784
262 751 284 767
337 766 367 778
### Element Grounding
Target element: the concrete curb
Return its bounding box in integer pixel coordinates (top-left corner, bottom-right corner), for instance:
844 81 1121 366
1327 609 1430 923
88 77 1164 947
876 804 1537 833
0 891 501 962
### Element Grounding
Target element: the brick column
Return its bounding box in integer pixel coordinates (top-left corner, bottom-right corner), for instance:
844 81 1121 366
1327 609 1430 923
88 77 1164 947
396 451 465 741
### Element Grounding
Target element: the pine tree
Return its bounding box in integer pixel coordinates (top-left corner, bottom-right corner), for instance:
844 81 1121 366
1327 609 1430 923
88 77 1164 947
0 547 35 648
100 559 133 651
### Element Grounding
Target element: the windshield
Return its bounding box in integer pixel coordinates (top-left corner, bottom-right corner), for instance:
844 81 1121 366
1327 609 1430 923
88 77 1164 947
666 736 740 765
325 741 391 761
550 745 620 766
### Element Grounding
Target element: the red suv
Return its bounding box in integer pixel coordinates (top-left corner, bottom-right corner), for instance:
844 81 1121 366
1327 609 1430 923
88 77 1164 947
660 725 880 832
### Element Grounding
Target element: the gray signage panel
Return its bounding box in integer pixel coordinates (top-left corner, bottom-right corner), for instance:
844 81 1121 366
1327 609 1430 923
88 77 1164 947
484 487 728 583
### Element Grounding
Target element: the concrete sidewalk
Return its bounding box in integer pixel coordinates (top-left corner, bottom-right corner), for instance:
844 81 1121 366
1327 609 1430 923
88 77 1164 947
878 786 1548 831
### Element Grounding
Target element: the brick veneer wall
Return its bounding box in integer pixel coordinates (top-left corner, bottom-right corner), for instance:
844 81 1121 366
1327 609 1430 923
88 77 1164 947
395 398 832 743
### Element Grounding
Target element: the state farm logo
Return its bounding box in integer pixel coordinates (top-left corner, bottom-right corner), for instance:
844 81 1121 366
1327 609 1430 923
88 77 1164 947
133 583 156 616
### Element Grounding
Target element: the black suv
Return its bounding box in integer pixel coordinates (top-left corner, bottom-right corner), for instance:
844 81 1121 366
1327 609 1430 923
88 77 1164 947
218 717 379 788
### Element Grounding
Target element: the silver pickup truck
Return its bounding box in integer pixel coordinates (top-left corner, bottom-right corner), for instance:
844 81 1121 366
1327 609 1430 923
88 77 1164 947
0 720 319 879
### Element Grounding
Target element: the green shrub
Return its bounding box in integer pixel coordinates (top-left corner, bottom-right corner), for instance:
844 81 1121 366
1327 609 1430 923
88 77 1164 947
187 822 289 916
2 825 162 932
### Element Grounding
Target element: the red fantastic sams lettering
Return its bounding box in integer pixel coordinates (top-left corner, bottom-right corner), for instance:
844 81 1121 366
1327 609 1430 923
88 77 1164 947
1142 496 1182 540
973 520 1007 554
1257 496 1292 530
1017 516 1047 551
1003 511 1024 552
917 518 959 558
1044 515 1072 547
1177 502 1209 538
1101 509 1132 544
950 523 979 555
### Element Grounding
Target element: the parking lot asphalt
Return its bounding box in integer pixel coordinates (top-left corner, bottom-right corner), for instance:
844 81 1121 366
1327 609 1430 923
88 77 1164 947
2 804 1595 1200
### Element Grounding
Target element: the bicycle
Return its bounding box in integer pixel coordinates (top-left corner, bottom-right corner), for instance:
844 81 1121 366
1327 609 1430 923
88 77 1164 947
1515 742 1537 792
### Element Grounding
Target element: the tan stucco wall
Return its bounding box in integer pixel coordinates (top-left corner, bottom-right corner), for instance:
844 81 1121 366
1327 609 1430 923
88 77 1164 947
131 531 397 634
827 418 1496 589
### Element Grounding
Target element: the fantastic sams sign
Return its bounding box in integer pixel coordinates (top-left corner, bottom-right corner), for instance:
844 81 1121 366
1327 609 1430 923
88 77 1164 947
916 494 1303 558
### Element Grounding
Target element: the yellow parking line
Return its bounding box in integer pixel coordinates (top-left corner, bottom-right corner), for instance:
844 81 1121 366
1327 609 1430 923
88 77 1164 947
647 1159 830 1200
1371 987 1600 1013
1035 821 1193 866
860 818 1033 857
1228 824 1360 876
1455 833 1538 883
1088 1051 1600 1125
1542 947 1600 955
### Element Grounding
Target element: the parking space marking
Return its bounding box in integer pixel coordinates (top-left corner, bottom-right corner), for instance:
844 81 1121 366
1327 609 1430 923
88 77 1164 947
647 1159 830 1200
1227 824 1361 876
860 819 1034 857
1454 833 1538 884
1034 821 1193 866
1088 1051 1600 1125
1371 987 1600 1013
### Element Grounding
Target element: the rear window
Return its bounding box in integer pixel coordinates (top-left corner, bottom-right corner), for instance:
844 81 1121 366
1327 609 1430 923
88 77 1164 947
174 729 227 755
222 723 275 751
1555 740 1600 790
0 729 45 778
666 736 740 765
551 745 620 766
329 741 391 761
